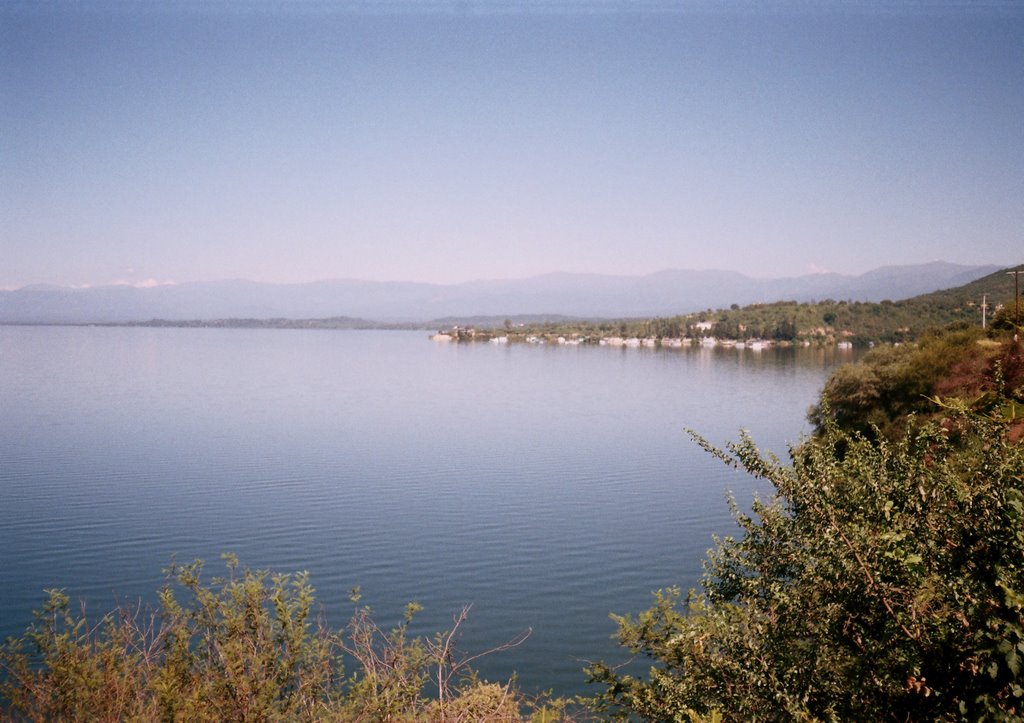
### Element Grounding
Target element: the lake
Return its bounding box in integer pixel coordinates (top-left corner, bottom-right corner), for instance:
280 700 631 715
0 326 853 698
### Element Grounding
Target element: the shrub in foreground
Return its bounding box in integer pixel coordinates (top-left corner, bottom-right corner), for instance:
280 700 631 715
588 405 1024 721
0 554 570 721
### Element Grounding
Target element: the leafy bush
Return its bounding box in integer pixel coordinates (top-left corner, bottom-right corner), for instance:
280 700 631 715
587 406 1024 721
806 325 1019 441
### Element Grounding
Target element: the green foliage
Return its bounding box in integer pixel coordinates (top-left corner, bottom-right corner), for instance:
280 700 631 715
992 304 1022 335
1 555 571 721
588 408 1024 721
811 327 1024 441
0 555 338 722
460 265 1023 346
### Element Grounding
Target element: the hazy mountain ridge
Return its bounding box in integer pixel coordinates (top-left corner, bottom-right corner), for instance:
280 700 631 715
0 262 1001 324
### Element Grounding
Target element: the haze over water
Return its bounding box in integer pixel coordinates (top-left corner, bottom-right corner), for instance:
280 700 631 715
0 326 852 696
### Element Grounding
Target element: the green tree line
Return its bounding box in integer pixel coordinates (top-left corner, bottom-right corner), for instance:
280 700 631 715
473 265 1023 345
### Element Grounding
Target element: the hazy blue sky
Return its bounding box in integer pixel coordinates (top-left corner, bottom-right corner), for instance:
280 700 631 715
2 0 1021 289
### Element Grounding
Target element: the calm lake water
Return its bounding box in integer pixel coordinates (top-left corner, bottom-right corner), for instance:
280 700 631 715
0 326 853 697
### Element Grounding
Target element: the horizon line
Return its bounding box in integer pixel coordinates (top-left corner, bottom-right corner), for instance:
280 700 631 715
2 259 1009 292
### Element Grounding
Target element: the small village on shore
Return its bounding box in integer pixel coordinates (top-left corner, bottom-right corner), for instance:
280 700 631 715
430 324 856 350
429 269 1023 350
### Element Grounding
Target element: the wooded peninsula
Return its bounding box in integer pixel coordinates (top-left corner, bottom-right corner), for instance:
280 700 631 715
432 266 1022 348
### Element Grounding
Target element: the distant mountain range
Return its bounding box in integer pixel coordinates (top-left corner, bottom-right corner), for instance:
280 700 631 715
0 262 1002 324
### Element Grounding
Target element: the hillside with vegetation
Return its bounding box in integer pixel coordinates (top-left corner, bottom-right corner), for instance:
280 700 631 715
444 265 1022 346
811 325 1024 442
697 265 1022 345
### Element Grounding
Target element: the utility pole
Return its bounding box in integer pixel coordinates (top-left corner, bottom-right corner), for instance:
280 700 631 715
981 294 988 329
1009 269 1022 344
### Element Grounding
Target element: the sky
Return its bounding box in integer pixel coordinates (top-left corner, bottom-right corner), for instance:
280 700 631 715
1 0 1022 289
